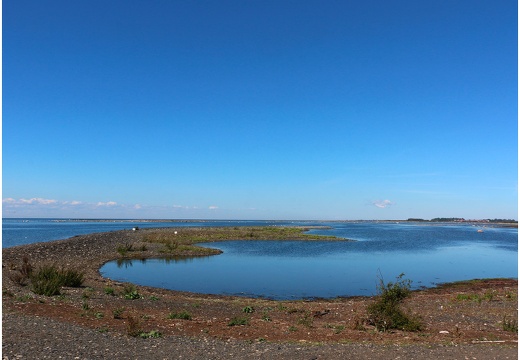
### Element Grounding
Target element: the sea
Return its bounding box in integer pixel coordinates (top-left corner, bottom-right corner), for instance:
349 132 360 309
3 218 518 299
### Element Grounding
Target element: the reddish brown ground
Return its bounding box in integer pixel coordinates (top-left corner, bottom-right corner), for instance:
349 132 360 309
4 279 517 345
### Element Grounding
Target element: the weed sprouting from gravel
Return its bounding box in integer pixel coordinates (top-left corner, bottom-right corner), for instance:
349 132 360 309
366 273 422 332
228 316 250 326
502 315 518 332
167 311 192 320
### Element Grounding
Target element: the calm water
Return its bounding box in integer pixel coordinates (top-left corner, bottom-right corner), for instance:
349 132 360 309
99 222 518 299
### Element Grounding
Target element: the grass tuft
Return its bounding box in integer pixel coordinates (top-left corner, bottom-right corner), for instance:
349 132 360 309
30 264 84 296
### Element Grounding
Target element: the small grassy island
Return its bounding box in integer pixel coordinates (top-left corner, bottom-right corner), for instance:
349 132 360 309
3 226 517 359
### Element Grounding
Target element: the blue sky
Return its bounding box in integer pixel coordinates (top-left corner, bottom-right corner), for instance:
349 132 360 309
3 0 518 220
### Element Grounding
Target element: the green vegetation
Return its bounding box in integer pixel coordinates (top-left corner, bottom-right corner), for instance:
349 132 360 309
366 273 422 332
30 264 84 296
296 311 314 328
228 316 250 326
167 310 192 320
502 315 518 332
122 284 142 300
325 323 345 334
104 287 116 296
113 307 125 319
139 330 162 339
455 291 495 303
430 218 465 222
242 306 255 313
116 242 134 256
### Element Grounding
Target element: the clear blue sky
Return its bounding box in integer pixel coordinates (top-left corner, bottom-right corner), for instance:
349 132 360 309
3 0 518 220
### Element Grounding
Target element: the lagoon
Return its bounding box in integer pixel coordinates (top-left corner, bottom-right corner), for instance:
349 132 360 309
100 222 518 300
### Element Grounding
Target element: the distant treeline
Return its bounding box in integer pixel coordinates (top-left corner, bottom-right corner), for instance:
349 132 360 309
407 218 517 223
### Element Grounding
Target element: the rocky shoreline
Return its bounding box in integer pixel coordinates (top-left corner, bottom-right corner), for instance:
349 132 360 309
3 227 518 359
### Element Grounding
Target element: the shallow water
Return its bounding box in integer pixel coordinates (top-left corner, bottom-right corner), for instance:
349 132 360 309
100 223 518 299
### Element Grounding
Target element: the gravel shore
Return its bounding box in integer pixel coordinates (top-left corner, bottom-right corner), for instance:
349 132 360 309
3 312 517 360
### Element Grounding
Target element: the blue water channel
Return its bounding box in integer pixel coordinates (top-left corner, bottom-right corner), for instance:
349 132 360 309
100 222 518 299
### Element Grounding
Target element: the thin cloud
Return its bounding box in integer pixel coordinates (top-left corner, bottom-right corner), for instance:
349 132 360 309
373 199 393 208
208 206 219 210
96 201 117 207
3 197 58 205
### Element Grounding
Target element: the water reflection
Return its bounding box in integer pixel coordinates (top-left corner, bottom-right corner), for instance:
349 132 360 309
115 256 213 268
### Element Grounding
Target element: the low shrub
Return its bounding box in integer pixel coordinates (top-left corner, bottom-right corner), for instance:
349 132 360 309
366 273 422 332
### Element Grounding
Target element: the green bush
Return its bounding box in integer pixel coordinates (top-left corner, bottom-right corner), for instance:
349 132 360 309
30 265 84 296
366 273 422 332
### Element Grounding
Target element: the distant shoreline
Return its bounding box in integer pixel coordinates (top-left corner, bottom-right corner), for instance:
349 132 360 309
3 217 518 227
